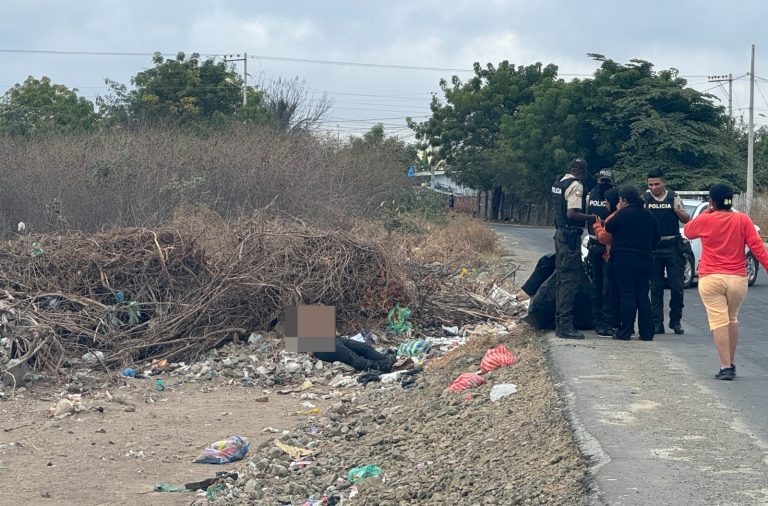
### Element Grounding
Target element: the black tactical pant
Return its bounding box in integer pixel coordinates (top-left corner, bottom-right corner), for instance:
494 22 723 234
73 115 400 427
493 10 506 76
650 237 685 327
554 227 583 330
313 337 391 372
521 252 556 297
612 251 654 339
587 239 611 330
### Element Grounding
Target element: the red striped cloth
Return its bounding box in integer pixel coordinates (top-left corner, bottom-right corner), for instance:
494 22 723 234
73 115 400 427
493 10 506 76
480 344 517 373
449 372 487 392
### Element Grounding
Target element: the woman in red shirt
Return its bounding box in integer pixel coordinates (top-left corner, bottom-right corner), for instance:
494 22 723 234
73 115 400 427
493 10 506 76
683 183 768 380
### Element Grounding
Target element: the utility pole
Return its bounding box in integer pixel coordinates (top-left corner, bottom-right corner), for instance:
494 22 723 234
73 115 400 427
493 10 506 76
707 73 734 117
224 53 248 106
747 44 755 214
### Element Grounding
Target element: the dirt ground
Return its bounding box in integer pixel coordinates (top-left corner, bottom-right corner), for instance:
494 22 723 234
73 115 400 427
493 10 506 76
0 375 324 506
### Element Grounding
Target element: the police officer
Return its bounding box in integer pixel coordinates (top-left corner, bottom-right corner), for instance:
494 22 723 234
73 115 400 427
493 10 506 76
552 158 597 339
586 168 616 337
643 168 690 334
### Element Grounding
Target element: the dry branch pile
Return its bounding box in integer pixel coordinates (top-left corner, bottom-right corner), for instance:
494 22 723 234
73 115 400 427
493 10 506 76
0 218 410 373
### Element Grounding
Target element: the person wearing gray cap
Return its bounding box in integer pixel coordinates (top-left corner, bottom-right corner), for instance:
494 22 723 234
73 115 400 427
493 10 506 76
586 168 617 337
551 158 598 339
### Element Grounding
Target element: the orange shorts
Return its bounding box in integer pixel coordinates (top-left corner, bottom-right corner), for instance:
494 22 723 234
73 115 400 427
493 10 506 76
697 274 748 330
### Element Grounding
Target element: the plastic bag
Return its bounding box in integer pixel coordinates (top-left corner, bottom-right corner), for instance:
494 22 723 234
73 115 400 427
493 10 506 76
449 373 487 392
348 464 382 483
386 303 412 336
490 383 518 401
193 435 250 464
397 339 430 357
480 344 517 373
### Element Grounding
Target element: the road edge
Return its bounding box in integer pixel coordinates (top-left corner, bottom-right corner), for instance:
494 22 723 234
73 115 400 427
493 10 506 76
543 331 610 506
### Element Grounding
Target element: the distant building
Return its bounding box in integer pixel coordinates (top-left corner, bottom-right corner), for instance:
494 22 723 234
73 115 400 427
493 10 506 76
411 170 477 196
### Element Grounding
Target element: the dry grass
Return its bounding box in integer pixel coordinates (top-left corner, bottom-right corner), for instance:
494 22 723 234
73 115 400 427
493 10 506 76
0 125 411 235
383 213 500 267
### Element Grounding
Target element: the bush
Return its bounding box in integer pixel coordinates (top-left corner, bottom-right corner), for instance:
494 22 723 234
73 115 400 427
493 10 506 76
0 124 411 235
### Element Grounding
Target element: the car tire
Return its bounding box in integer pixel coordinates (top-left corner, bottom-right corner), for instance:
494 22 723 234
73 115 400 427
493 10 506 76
747 253 759 287
683 252 695 289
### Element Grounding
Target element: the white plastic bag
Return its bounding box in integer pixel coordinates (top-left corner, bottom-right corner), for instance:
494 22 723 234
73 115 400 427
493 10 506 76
489 383 518 402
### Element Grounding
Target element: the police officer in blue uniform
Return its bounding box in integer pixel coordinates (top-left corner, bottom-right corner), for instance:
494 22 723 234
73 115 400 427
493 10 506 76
552 158 597 339
643 168 691 334
586 168 616 337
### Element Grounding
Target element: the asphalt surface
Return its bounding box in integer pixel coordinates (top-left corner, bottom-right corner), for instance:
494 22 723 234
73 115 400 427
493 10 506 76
493 223 768 506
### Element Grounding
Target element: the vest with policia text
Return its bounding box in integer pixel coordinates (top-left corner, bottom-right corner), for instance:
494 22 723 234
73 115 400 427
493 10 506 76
643 190 680 237
552 177 586 228
586 186 613 236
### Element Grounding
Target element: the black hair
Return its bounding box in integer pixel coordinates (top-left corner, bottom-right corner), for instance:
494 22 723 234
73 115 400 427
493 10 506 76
618 185 644 207
604 188 620 212
647 168 665 180
708 183 734 210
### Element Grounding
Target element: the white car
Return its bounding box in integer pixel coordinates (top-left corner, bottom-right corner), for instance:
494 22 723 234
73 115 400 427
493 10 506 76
680 198 760 288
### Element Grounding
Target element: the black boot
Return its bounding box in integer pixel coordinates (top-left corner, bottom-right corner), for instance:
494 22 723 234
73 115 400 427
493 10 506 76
669 322 684 335
654 323 665 334
556 327 585 340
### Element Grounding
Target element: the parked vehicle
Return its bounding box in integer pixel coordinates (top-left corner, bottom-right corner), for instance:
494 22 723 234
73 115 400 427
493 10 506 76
679 198 760 288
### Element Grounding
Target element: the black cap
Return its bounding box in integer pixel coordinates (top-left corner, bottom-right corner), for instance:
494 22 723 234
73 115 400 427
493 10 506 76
569 158 588 172
597 168 614 182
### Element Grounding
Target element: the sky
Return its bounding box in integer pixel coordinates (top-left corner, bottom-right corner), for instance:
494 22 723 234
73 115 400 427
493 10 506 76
2 0 768 141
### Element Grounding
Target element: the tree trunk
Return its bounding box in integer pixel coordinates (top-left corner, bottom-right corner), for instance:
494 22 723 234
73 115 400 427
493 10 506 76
490 186 503 221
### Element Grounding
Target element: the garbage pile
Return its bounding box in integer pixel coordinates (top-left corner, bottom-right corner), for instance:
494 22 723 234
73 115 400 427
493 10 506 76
198 326 587 505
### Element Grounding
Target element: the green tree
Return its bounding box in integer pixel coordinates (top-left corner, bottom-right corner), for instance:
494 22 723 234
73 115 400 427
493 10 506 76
100 52 272 127
0 76 99 136
595 57 740 189
408 61 558 192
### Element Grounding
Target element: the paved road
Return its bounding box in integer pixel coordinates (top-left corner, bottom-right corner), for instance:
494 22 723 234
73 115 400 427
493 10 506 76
493 224 768 506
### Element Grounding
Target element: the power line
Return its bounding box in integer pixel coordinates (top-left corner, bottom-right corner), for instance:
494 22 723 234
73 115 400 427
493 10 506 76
0 48 222 57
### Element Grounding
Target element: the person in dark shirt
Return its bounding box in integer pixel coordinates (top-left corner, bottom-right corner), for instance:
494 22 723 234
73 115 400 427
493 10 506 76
605 186 661 340
644 168 690 335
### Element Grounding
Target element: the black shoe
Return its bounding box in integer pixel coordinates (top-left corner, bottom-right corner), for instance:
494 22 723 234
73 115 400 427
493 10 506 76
731 363 736 377
556 327 585 340
612 329 631 340
654 324 665 334
639 336 654 341
595 327 612 338
715 367 734 380
669 322 684 335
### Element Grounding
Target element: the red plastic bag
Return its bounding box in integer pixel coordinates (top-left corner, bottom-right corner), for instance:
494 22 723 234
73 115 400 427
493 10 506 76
480 344 517 373
449 372 487 392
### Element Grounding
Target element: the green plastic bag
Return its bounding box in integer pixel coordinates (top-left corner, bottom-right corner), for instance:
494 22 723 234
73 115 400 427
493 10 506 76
386 303 412 336
348 464 382 483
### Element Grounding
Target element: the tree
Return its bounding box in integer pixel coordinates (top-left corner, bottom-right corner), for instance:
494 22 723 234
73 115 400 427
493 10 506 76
593 57 740 189
0 76 99 136
349 123 414 168
409 61 558 192
260 76 332 133
100 52 272 127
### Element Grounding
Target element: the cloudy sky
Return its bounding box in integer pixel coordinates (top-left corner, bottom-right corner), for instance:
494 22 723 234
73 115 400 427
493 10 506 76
2 0 767 139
